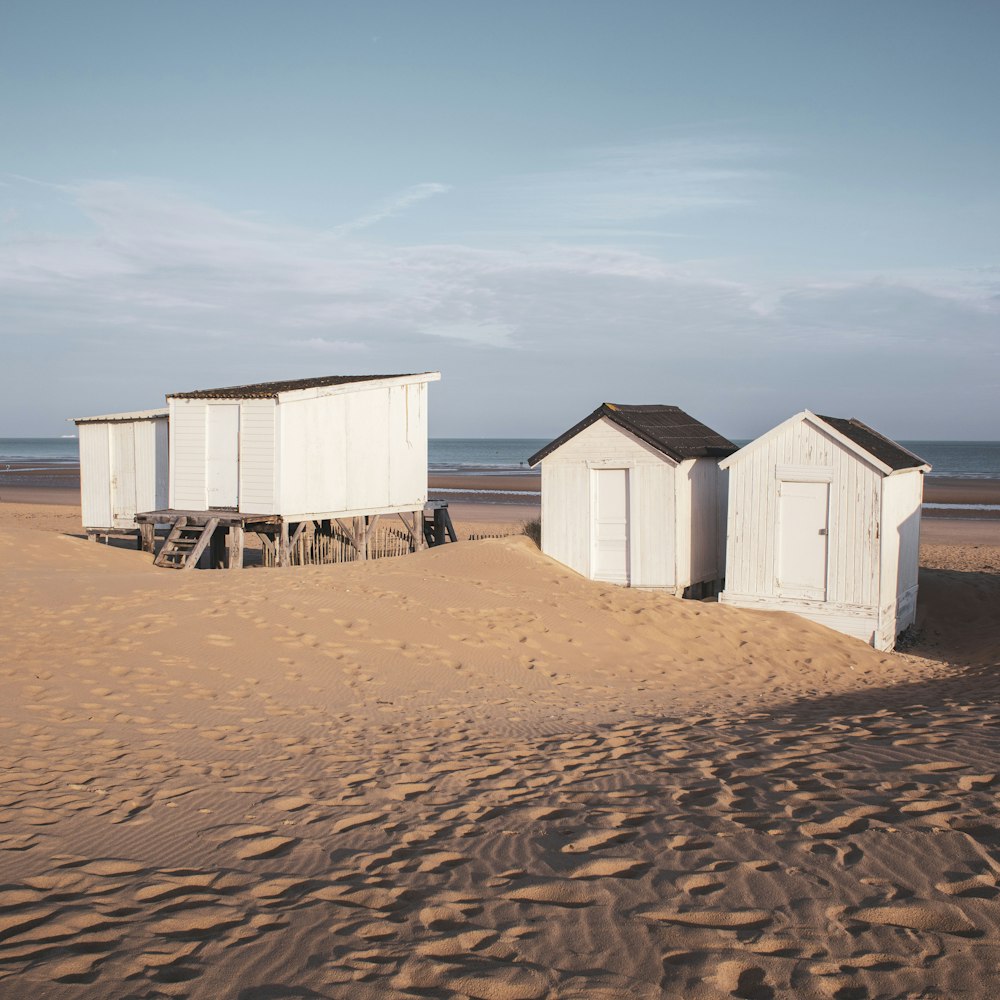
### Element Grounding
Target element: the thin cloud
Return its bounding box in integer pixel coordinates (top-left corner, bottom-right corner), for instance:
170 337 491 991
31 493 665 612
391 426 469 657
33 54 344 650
325 182 451 239
0 174 997 436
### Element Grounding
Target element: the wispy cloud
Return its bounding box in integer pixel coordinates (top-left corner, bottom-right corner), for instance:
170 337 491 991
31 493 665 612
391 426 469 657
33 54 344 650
0 167 997 436
325 182 451 239
470 138 774 240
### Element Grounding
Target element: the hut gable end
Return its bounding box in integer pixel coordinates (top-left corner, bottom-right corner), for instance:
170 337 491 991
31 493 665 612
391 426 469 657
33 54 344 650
719 410 929 651
530 404 736 467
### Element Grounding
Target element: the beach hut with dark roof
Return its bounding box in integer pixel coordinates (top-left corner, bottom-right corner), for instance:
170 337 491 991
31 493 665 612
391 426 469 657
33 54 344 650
137 372 441 569
718 410 931 650
528 403 737 593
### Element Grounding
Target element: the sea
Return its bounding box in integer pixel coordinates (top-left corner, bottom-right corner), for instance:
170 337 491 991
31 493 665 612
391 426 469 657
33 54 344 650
1 437 1000 478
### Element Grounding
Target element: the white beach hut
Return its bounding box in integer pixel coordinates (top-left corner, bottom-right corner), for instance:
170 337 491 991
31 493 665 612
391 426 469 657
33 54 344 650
718 410 931 650
139 372 441 568
528 404 737 594
73 408 169 540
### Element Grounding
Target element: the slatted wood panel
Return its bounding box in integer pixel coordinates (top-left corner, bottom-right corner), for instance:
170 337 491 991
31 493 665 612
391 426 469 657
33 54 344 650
239 399 277 513
261 521 418 568
725 418 881 607
170 400 209 509
539 417 677 588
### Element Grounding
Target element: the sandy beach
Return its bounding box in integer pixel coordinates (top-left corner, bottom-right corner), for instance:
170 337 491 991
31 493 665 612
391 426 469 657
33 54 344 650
0 493 999 999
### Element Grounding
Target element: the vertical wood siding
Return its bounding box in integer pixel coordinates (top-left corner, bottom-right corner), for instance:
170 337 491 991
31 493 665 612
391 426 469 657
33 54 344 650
132 420 161 517
169 400 208 509
79 417 168 530
78 422 111 529
725 418 882 609
538 418 678 588
239 400 277 513
278 382 428 518
878 470 924 641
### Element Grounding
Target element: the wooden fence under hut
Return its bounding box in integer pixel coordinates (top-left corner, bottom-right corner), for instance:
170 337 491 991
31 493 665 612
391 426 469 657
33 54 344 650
262 518 419 568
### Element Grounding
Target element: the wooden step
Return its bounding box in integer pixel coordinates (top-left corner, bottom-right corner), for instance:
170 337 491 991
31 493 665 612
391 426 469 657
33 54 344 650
153 516 220 570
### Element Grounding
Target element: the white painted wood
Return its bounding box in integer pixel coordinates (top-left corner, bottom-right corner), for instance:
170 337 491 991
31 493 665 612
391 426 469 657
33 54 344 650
592 468 630 584
75 410 168 530
166 375 435 520
718 591 878 646
238 399 277 514
721 411 926 650
169 399 208 509
78 422 111 530
776 480 829 599
206 404 240 508
109 422 137 528
533 415 738 592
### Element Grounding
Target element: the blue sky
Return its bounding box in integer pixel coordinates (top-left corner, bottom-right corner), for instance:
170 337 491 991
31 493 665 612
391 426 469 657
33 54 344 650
2 0 998 437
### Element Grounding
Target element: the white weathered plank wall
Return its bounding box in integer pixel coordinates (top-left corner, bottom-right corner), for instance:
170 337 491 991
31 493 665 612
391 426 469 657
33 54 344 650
239 399 277 514
78 422 111 529
724 419 881 607
539 418 677 589
169 400 209 510
79 414 168 531
278 381 428 520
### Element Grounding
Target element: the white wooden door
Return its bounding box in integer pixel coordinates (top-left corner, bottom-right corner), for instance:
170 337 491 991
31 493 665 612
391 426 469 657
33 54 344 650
109 423 137 528
593 468 630 584
777 480 829 599
206 405 240 509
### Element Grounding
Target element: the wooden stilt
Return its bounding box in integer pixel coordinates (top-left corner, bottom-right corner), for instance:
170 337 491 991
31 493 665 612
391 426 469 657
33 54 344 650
228 523 244 570
210 526 227 569
278 520 290 567
363 514 381 560
139 522 156 553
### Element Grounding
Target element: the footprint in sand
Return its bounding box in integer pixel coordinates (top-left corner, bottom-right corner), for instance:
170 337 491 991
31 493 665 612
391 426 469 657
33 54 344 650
847 903 976 936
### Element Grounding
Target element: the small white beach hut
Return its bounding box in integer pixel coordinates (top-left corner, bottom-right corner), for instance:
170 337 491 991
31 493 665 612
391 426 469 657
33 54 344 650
718 410 931 650
137 372 441 568
165 372 439 518
528 403 737 593
73 408 169 537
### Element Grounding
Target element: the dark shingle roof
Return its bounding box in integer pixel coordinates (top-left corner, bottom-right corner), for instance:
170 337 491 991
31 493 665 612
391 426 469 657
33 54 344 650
168 373 432 400
529 404 737 466
816 415 929 472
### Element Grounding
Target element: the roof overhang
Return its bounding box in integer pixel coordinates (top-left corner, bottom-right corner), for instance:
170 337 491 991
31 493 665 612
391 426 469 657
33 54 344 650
529 408 684 467
719 410 931 475
167 372 440 403
72 407 169 425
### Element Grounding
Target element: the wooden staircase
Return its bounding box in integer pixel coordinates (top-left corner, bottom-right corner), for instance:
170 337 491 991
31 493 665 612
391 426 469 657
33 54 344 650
423 505 457 547
153 516 220 570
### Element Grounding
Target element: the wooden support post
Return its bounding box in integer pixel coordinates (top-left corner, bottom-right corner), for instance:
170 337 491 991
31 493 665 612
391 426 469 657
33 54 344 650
397 510 425 552
363 514 380 560
210 526 227 569
278 520 290 568
228 523 244 570
139 522 156 553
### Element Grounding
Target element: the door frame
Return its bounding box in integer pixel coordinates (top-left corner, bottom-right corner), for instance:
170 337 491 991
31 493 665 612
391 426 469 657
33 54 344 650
206 403 241 510
588 462 637 585
775 467 832 601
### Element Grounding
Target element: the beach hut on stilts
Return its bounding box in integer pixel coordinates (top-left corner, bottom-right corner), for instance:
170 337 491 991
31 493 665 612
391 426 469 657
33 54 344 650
135 372 444 569
528 404 737 595
718 410 931 650
73 408 169 544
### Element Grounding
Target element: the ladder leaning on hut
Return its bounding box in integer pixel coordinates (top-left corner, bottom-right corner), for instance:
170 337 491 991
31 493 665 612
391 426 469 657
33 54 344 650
152 516 220 570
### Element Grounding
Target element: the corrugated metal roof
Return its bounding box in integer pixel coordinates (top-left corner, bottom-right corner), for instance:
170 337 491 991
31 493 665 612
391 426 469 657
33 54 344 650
73 407 169 425
817 415 929 472
529 403 737 466
168 373 438 400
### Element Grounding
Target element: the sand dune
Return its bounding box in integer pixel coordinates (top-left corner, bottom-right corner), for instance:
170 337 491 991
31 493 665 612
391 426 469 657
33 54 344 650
1 504 999 998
